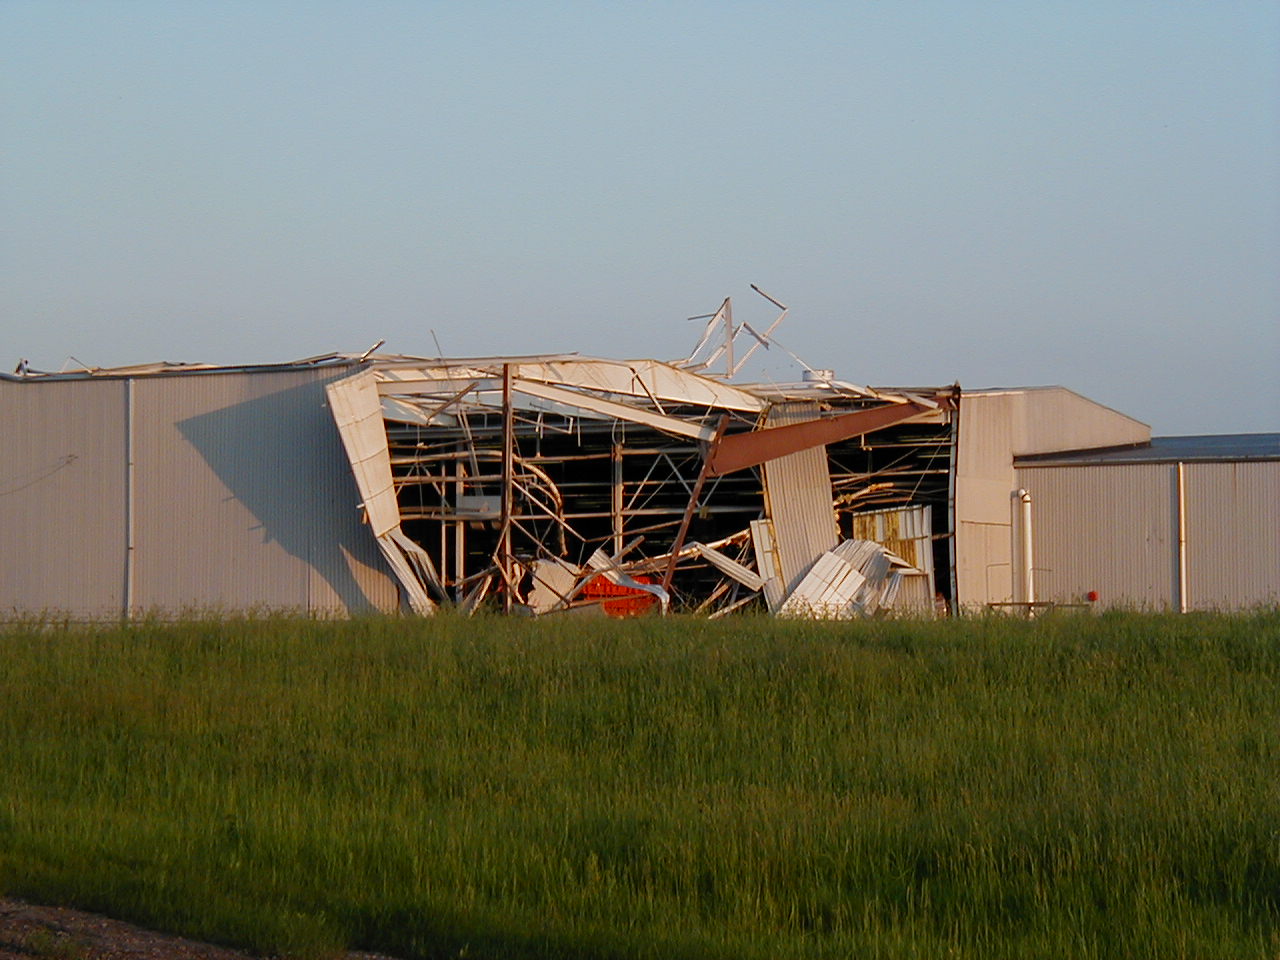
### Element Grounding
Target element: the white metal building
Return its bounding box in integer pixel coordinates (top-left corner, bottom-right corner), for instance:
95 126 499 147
1 354 1272 619
954 387 1152 609
1014 435 1280 611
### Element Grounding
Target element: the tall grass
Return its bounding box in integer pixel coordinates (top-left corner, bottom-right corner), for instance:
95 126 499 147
1 610 1278 958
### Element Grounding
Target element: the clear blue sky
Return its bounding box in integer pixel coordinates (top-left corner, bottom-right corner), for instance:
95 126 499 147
3 1 1277 433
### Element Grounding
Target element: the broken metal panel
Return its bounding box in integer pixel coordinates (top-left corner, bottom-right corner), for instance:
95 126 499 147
376 531 437 614
376 357 765 412
527 556 578 613
750 519 786 611
689 542 766 593
849 505 934 578
778 545 869 618
825 407 956 606
326 369 438 613
761 403 840 597
511 379 719 441
377 374 738 440
586 547 671 611
326 369 403 538
848 505 938 615
778 539 897 619
379 377 605 423
381 395 461 427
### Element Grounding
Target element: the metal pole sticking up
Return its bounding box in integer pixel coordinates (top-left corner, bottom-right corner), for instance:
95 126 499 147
662 416 729 594
501 363 514 613
722 297 734 378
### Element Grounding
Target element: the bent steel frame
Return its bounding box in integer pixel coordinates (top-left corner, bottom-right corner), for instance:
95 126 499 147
325 338 959 618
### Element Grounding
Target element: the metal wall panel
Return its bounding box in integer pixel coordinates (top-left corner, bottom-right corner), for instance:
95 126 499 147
1010 388 1149 456
1184 461 1280 609
760 403 840 596
955 392 1016 608
1016 463 1175 608
0 378 127 617
956 389 1153 609
850 505 933 573
130 368 397 614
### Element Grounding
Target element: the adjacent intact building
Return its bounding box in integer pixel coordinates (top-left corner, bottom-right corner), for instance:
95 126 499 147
1 351 1274 619
1014 433 1280 612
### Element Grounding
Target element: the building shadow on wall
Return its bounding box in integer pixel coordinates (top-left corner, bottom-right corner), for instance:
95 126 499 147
177 378 386 613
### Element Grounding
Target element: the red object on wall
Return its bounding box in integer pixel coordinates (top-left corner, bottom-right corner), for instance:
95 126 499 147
581 574 659 617
1086 590 1099 603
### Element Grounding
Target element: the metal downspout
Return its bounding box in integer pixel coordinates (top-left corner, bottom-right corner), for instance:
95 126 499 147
1176 461 1188 613
124 377 135 619
1017 488 1034 608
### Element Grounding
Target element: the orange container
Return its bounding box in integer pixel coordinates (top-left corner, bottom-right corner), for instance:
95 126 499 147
581 574 659 617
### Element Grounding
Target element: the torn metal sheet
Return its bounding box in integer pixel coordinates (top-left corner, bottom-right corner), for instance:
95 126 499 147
527 557 578 614
750 519 786 611
849 505 937 615
326 370 438 613
376 357 765 413
760 403 840 597
850 505 934 579
778 539 897 619
512 379 719 442
688 541 765 593
586 547 671 612
326 369 402 537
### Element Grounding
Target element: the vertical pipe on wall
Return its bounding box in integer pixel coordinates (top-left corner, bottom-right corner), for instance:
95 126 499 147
1011 488 1034 609
1020 489 1034 607
1176 461 1188 613
123 377 135 619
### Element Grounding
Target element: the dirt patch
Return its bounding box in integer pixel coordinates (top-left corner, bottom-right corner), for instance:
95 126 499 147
0 900 401 960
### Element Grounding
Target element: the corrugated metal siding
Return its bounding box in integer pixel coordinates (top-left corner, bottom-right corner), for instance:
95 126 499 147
850 505 933 573
761 402 839 596
1016 464 1175 608
0 378 127 617
1184 461 1280 609
955 393 1016 608
957 389 1154 609
850 505 937 614
131 368 397 614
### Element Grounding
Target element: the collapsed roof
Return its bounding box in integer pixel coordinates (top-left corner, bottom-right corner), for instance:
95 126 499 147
325 311 959 618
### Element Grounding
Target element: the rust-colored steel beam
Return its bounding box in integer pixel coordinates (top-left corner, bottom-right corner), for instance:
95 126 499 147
705 400 934 477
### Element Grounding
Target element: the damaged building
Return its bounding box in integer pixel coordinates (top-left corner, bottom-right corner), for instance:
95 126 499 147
3 302 1276 619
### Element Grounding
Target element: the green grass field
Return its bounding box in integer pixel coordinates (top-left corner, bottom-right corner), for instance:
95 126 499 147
1 610 1278 959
